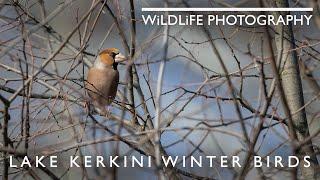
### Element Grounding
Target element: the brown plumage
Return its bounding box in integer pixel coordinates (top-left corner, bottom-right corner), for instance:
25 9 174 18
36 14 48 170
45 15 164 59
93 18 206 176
86 48 126 115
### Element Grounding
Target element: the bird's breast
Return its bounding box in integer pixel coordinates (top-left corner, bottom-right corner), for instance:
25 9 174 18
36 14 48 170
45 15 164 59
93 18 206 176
86 67 119 105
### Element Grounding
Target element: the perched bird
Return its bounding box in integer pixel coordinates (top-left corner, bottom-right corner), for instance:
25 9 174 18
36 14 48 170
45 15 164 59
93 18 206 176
86 48 126 115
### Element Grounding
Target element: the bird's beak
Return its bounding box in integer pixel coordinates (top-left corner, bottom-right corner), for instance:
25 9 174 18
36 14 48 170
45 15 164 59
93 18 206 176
114 53 127 62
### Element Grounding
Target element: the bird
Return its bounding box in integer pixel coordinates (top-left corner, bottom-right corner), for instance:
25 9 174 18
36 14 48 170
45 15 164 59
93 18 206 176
85 48 126 116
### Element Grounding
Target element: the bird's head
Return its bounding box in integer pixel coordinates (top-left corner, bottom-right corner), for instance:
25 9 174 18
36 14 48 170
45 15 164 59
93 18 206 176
98 48 127 66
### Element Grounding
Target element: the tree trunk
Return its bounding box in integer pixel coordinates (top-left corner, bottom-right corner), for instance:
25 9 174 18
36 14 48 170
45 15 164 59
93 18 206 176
274 0 319 179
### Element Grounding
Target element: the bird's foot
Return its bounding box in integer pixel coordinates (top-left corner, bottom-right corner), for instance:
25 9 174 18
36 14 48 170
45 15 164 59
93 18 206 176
84 102 94 116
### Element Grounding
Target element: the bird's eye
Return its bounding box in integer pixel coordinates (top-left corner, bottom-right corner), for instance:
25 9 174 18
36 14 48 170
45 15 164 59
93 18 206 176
113 52 119 57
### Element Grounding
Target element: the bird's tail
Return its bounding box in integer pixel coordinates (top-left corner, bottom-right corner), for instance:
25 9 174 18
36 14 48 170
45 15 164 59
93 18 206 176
87 102 108 116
